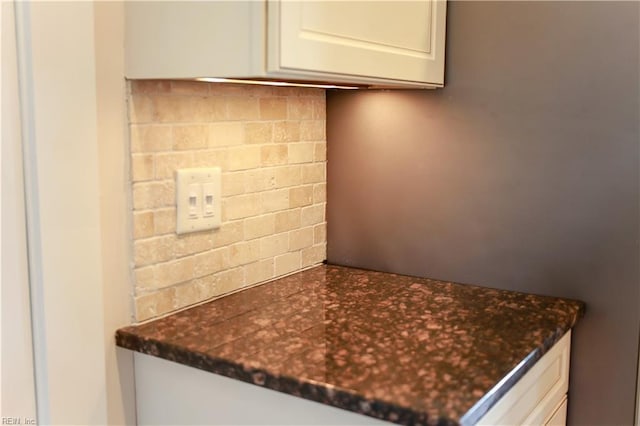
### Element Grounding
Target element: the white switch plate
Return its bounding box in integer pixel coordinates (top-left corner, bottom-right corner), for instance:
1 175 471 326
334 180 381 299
176 168 221 234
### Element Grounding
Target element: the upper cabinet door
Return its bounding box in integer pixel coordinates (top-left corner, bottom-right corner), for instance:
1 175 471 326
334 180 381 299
269 1 446 86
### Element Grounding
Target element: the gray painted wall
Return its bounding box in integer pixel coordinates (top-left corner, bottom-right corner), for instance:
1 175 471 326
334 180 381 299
326 2 639 425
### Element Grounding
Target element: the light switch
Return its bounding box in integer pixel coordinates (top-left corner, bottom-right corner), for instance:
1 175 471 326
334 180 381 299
175 168 221 234
188 184 200 219
202 183 215 217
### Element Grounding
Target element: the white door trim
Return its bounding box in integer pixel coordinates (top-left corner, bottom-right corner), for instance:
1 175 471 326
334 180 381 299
1 0 38 421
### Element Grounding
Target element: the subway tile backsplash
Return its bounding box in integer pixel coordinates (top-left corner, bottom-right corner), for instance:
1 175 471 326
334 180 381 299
127 80 327 321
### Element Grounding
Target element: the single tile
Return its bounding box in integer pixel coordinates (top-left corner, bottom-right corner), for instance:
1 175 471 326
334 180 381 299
133 211 155 239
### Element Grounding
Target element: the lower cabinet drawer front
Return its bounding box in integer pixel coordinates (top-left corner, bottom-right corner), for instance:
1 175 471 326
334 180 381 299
477 331 571 426
545 396 568 426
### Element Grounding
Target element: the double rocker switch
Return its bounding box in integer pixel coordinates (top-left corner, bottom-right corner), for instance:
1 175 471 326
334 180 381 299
188 182 215 218
176 168 221 235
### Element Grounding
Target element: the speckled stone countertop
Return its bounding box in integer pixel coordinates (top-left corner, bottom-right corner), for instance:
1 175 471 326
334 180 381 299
116 264 584 426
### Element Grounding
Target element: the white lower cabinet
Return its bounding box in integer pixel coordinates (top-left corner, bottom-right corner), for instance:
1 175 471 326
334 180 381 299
477 331 572 426
132 331 572 425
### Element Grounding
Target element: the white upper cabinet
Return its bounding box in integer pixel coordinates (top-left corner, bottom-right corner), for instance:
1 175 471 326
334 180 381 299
125 1 446 88
270 1 446 86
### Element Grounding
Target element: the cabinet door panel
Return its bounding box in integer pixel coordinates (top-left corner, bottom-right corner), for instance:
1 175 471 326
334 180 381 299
273 1 446 85
300 2 431 53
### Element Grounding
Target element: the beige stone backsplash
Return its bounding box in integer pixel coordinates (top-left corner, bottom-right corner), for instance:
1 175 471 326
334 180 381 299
128 80 327 322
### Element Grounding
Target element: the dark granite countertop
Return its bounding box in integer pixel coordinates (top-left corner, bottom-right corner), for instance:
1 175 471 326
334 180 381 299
116 264 584 426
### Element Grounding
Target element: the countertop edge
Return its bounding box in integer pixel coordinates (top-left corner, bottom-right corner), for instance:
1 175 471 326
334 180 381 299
116 322 580 426
115 329 453 425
